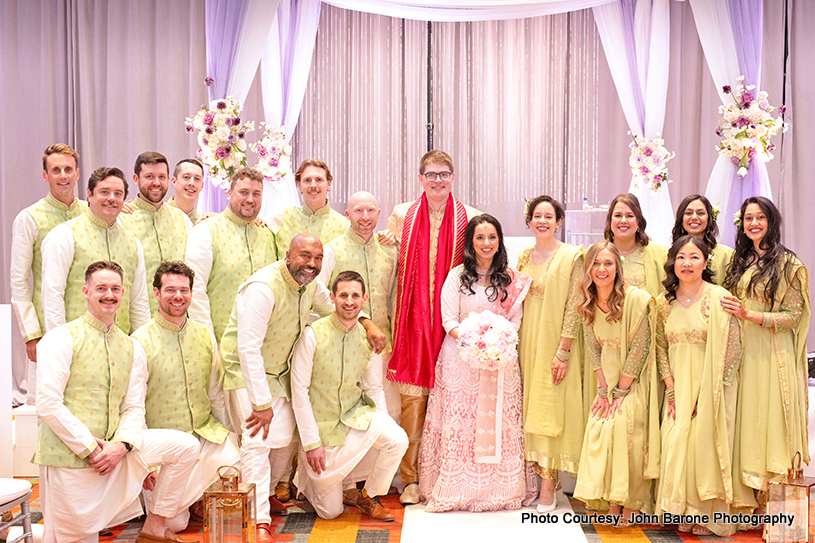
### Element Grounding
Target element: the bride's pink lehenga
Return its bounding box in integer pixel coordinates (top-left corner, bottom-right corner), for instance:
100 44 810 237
419 265 536 512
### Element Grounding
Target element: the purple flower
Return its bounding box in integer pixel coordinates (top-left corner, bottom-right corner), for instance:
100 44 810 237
748 148 757 159
269 146 279 155
202 139 209 147
257 146 268 158
225 118 235 127
731 122 738 128
715 126 724 137
653 156 661 165
203 112 215 125
216 146 231 159
730 156 740 165
205 127 214 135
780 105 787 114
635 155 644 164
270 158 279 167
741 92 754 107
228 134 236 143
768 143 776 152
216 101 227 110
204 76 214 87
736 116 750 128
238 132 246 139
640 166 650 175
233 117 240 125
723 85 732 94
644 147 653 157
185 124 194 134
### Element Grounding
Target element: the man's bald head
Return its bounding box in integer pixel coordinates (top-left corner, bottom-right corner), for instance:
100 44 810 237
345 191 380 241
286 234 323 285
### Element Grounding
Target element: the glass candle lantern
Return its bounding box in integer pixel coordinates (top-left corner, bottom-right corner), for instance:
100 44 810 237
767 452 815 543
204 465 256 543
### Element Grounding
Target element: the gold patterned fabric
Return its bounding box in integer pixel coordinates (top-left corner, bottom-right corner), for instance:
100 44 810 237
732 260 811 504
120 197 188 314
166 197 200 224
65 210 140 333
133 313 228 444
709 244 734 286
305 314 375 448
275 204 348 257
206 207 277 340
622 243 667 298
34 313 134 468
21 194 88 339
220 261 315 398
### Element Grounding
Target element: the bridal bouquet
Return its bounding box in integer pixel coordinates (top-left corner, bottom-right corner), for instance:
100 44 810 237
250 123 292 187
186 96 255 190
628 133 674 193
716 76 787 177
457 310 519 371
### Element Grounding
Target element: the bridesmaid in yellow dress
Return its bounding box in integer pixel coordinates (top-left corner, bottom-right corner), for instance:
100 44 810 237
573 241 660 524
655 235 741 537
604 193 667 297
517 196 585 513
721 197 811 511
671 194 733 285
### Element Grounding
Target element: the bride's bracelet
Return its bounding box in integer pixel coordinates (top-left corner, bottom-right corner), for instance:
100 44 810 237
665 387 675 402
612 386 630 399
555 348 571 362
597 386 608 399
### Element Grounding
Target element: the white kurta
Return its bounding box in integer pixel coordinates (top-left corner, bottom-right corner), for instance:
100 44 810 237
184 219 216 334
290 327 407 519
39 222 150 333
36 326 199 542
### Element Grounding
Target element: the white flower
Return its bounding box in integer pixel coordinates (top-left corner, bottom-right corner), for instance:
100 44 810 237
738 167 748 177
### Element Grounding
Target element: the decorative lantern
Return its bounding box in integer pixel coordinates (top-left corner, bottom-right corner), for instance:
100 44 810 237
204 465 256 543
767 452 815 543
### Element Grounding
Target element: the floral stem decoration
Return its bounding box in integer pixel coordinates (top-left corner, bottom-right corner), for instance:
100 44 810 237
717 76 788 178
457 310 519 371
628 133 675 193
250 123 292 188
186 96 255 190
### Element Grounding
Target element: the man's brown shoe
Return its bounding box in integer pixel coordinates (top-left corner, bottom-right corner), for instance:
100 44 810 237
257 523 275 543
275 481 292 502
343 488 362 507
135 530 195 543
269 494 288 516
356 494 395 522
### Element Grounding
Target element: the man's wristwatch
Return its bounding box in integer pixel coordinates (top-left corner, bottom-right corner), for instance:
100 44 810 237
123 442 133 452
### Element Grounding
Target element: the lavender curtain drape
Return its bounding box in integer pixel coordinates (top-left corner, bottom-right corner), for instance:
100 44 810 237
592 0 673 245
689 0 769 245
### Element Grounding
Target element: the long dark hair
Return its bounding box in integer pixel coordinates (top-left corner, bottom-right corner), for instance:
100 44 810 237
662 236 714 303
604 193 650 246
460 214 511 303
722 196 796 306
672 194 719 250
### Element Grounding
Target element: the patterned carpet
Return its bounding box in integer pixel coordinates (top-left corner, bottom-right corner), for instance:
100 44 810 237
4 479 770 542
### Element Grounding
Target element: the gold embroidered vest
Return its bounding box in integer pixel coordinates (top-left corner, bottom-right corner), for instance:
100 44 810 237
275 204 348 257
327 228 396 352
307 314 375 447
133 314 228 444
34 313 134 468
120 198 188 314
65 210 140 333
207 207 277 341
220 261 315 398
24 193 87 339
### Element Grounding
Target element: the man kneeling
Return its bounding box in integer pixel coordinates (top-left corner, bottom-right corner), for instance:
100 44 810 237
291 270 407 521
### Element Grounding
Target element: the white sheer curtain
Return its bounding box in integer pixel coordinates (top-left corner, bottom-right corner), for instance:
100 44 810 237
293 4 608 236
259 0 323 218
592 0 673 246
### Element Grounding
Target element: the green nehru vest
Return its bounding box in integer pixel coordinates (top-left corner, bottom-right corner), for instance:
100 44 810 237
275 204 348 257
167 197 201 224
120 197 188 315
133 313 228 444
34 312 134 468
207 207 277 341
220 260 315 402
24 193 87 340
327 227 397 353
306 314 376 448
65 210 140 334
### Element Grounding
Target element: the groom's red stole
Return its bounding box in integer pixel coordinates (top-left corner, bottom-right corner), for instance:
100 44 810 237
388 193 468 389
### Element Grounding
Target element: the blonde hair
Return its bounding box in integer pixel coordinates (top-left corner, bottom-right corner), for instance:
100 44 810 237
577 241 626 326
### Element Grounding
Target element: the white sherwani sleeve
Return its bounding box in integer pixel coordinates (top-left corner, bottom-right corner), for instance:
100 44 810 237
207 331 231 430
186 221 215 333
236 282 276 411
360 352 387 413
36 326 99 458
317 246 336 288
10 211 40 340
266 210 284 235
40 224 74 333
440 268 462 334
290 327 321 450
312 278 334 318
129 240 151 331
